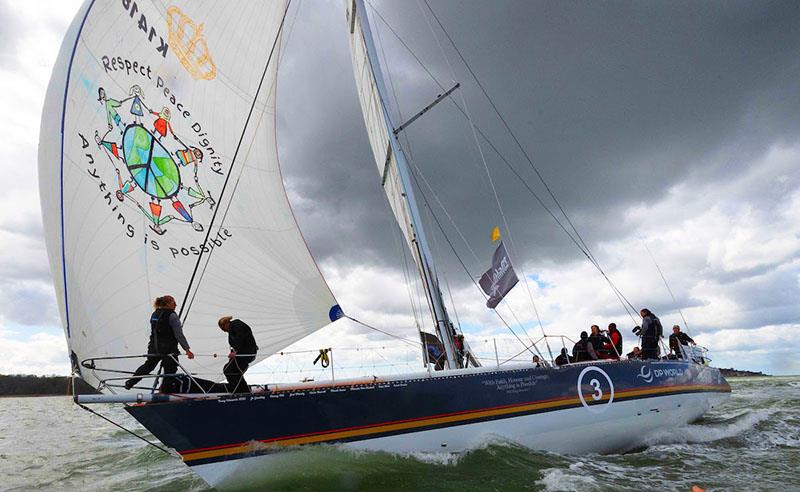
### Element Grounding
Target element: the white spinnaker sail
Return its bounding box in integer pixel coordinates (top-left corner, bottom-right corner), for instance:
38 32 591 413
39 0 339 390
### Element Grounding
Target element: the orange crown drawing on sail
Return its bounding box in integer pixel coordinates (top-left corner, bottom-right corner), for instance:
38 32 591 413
166 6 217 81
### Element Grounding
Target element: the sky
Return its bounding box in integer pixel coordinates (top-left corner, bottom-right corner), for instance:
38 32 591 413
1 0 799 377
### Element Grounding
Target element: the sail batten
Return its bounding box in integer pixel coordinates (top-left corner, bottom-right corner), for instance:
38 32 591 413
40 0 338 390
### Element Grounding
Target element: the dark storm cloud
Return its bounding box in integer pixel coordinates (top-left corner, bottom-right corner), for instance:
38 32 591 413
278 0 800 278
277 1 404 267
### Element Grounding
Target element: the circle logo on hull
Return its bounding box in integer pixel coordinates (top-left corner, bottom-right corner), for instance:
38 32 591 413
577 366 615 413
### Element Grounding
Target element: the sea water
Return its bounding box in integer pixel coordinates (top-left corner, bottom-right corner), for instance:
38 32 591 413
1 376 797 491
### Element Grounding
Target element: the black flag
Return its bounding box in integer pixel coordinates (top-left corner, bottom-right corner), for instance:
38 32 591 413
479 241 519 308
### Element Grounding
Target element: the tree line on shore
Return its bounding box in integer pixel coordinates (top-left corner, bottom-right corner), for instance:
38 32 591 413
0 374 99 396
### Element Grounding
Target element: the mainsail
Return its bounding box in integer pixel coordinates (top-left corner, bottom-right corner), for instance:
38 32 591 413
347 3 418 260
39 0 339 390
346 0 459 367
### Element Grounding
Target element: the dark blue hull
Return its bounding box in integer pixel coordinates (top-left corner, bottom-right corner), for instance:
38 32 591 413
127 360 729 467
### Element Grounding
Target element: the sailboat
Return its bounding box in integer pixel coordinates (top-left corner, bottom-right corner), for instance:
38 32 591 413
39 0 730 488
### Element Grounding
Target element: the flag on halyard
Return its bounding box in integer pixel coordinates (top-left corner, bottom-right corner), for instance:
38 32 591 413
479 241 519 308
491 226 501 242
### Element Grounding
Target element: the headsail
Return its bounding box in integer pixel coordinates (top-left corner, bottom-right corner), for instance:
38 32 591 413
39 0 339 390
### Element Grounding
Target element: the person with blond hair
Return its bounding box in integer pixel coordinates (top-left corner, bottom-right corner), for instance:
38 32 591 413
125 295 194 391
218 316 258 393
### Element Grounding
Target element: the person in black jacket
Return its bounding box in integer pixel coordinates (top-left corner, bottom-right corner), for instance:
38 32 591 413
639 308 663 360
572 331 598 362
125 295 194 391
555 347 572 366
588 325 611 358
218 316 258 393
626 346 642 359
669 325 695 359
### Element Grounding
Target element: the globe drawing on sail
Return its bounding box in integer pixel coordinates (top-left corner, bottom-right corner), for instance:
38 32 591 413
123 124 181 198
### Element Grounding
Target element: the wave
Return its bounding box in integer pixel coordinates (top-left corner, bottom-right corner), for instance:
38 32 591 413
643 409 777 446
537 464 600 492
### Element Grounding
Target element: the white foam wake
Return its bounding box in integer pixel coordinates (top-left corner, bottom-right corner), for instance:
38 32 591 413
643 409 777 446
537 463 600 491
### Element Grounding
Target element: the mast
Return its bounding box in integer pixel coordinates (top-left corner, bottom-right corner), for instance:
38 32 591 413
350 0 460 369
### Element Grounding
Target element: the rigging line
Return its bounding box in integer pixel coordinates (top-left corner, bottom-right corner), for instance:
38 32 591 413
368 2 636 329
418 0 545 351
406 154 536 347
392 215 424 332
640 237 692 336
364 8 447 342
344 315 422 348
74 401 171 454
374 6 431 340
443 271 462 332
367 3 590 259
181 102 270 319
178 0 292 321
372 4 406 128
368 4 600 272
181 31 284 321
409 165 540 358
419 0 593 259
420 0 640 321
499 342 542 366
406 152 533 341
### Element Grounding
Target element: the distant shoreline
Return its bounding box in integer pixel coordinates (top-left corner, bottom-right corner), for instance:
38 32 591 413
718 368 770 377
0 369 781 397
0 374 99 397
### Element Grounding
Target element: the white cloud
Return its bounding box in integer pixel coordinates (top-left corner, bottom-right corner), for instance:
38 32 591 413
0 327 69 375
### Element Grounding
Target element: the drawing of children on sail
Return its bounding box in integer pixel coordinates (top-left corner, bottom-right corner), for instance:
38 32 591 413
94 87 216 236
97 87 123 132
127 85 148 124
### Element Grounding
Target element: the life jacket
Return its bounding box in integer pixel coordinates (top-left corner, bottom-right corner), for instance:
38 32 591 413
588 334 608 353
609 331 623 355
150 309 178 354
573 339 590 361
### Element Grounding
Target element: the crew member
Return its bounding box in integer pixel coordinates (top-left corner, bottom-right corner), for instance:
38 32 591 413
603 323 623 359
626 346 642 359
669 324 696 359
639 308 663 360
555 347 572 366
125 295 194 391
588 325 611 358
572 331 598 362
532 354 550 368
218 316 258 393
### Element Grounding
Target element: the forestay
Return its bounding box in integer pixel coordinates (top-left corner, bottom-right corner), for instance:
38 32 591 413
39 0 339 390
